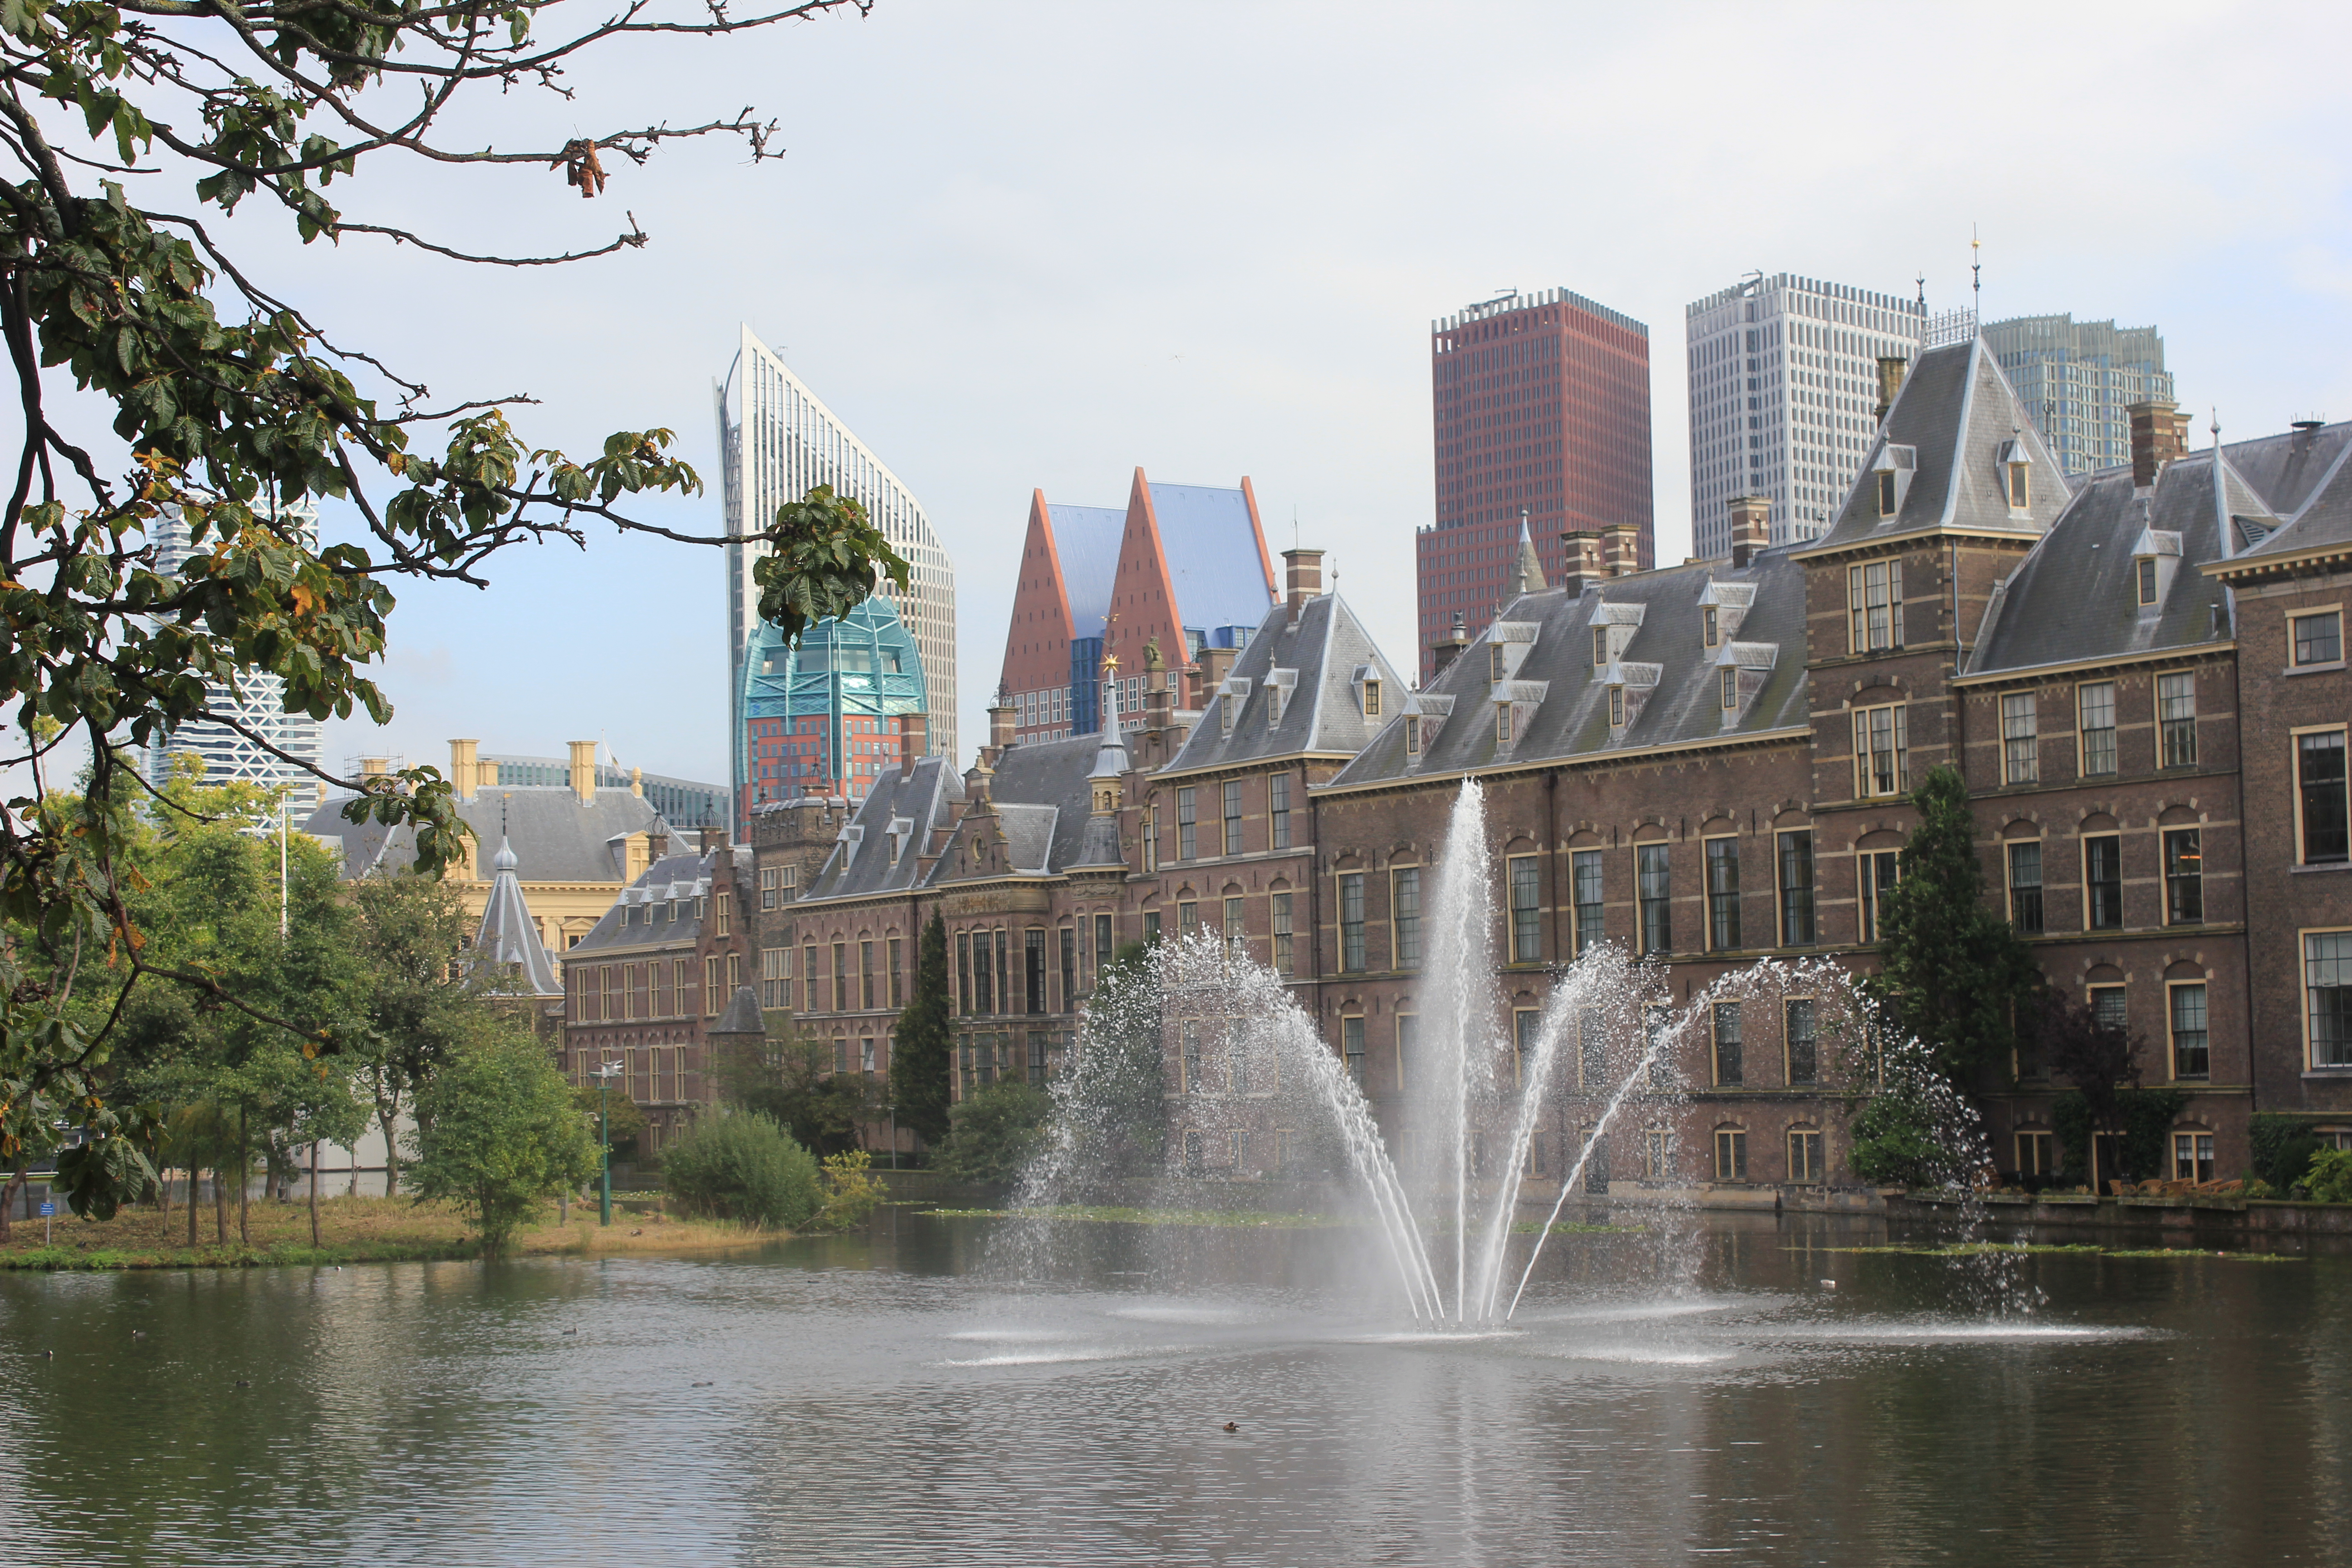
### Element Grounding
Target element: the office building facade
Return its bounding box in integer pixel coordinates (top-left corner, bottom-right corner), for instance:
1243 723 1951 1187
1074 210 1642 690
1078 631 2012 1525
740 593 928 812
1686 274 1926 558
1982 314 2174 479
716 326 956 828
1421 289 1652 680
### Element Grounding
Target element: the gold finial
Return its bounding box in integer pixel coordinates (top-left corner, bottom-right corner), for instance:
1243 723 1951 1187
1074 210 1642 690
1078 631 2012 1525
1102 651 1120 675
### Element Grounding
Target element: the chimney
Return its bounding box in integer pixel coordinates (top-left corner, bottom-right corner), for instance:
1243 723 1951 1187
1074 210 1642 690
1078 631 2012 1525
1874 355 1909 424
1430 610 1470 677
567 740 597 805
697 823 729 855
1601 521 1640 577
985 685 1015 765
447 739 479 801
1282 547 1324 624
1558 531 1602 595
359 756 391 784
899 710 927 780
1199 645 1237 695
2129 398 2186 489
1727 495 1771 568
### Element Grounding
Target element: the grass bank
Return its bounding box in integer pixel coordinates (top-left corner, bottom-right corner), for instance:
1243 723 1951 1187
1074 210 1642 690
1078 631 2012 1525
0 1196 783 1270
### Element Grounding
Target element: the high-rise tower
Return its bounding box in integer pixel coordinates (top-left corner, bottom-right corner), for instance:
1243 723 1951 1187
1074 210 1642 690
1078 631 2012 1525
716 327 956 828
1419 288 1651 680
1981 314 2172 479
1686 273 1927 559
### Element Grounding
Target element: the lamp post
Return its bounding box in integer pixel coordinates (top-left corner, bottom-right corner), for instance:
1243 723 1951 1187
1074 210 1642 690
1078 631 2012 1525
886 1102 897 1171
593 1059 622 1225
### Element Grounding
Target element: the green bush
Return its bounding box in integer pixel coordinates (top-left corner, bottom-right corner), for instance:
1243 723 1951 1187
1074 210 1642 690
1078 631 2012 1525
2306 1148 2352 1205
408 1030 598 1260
660 1113 823 1229
935 1080 1052 1183
2050 1087 2185 1186
2249 1114 2323 1191
1847 1090 1946 1187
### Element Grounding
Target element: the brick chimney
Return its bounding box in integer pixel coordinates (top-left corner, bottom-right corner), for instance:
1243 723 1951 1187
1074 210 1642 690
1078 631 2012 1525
1874 355 1909 424
898 710 927 781
447 738 480 800
1430 610 1470 677
567 740 597 805
1558 531 1602 595
698 823 729 854
1198 645 1237 695
1727 495 1771 568
1282 547 1324 625
359 755 391 784
2129 398 2186 489
984 686 1015 767
1601 522 1640 577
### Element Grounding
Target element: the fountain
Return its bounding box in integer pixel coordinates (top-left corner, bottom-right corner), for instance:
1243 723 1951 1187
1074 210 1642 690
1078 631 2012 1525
1024 778 1988 1323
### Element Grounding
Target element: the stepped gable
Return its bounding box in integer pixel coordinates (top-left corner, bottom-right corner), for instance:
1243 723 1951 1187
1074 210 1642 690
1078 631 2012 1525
797 754 965 902
1162 593 1404 775
956 732 1102 876
302 787 670 883
1328 547 1808 789
1812 338 2070 553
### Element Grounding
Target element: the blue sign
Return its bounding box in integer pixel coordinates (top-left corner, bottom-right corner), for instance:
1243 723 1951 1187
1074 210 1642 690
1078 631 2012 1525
36 1202 54 1217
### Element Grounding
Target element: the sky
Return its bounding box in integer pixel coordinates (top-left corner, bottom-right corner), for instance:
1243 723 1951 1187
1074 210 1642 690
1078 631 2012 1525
45 0 2352 791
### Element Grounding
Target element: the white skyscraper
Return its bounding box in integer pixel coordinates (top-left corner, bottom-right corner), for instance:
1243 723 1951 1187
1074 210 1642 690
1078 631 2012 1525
143 502 328 800
715 326 957 803
1686 274 1927 558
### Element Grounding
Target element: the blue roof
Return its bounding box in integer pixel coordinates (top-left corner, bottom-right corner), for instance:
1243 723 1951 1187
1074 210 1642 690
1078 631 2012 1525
741 594 926 726
1047 504 1126 638
1148 483 1274 634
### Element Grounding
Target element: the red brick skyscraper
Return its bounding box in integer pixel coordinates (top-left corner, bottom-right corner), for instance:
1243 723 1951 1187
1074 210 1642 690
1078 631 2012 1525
1418 288 1653 679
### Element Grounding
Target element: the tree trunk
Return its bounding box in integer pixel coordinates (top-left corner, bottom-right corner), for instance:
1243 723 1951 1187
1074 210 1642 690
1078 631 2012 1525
377 1095 402 1197
237 1107 249 1246
189 1165 200 1245
0 1164 25 1242
309 1140 319 1248
158 1165 173 1220
212 1166 226 1245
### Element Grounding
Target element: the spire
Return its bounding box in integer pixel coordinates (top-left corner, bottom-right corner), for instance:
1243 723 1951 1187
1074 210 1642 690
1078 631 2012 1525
1088 654 1130 785
1507 513 1545 599
470 833 560 997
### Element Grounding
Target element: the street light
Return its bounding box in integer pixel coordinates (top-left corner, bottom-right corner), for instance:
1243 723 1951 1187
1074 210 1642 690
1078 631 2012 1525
886 1102 897 1171
593 1058 623 1225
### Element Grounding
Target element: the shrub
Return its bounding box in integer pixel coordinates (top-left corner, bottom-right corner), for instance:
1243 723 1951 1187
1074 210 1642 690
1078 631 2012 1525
660 1113 823 1230
2249 1114 2323 1191
2306 1148 2352 1205
935 1081 1052 1183
814 1149 882 1231
1847 1090 1946 1187
408 1031 597 1260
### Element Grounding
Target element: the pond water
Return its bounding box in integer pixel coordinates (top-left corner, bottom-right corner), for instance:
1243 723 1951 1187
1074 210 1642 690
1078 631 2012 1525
0 1209 2347 1566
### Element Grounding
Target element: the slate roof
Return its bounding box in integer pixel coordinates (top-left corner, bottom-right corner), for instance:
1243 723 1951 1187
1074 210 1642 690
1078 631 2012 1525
1162 593 1404 776
957 732 1104 876
470 838 562 996
1048 504 1127 639
2226 422 2352 568
565 848 735 960
303 787 672 883
1147 482 1277 635
797 754 965 902
711 985 765 1036
1810 338 2070 553
1327 549 1810 789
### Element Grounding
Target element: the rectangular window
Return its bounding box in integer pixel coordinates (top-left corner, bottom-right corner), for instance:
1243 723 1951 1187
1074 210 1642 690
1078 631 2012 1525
1846 559 1904 652
974 931 994 1014
1509 855 1541 963
1592 625 1608 668
704 955 722 1016
1143 808 1157 873
1643 1127 1670 1181
2164 829 2203 925
1343 1015 1366 1083
1608 684 1626 727
1705 838 1741 951
1860 850 1901 944
2001 692 2038 784
1272 892 1294 976
1714 1128 1748 1182
1786 999 1818 1085
860 940 875 1010
2172 1132 2215 1185
1223 896 1245 942
1496 702 1514 745
1094 914 1113 977
1703 605 1719 647
2017 1131 2056 1176
889 937 904 1009
1852 704 1908 797
2085 836 2123 930
1405 715 1422 755
2169 983 2210 1078
1363 680 1382 718
1777 830 1815 946
1269 773 1292 849
2078 681 2117 776
1339 873 1366 971
2159 672 2197 768
1513 1009 1541 1084
759 866 780 910
1637 844 1671 956
1788 1129 1824 1184
2007 842 2044 933
1572 849 1604 956
1025 929 1046 1014
1392 868 1422 969
862 1038 877 1077
1222 779 1244 857
1177 900 1199 937
2308 931 2352 1068
832 943 847 1017
2299 730 2350 863
955 933 971 1014
2137 556 2159 606
2293 610 2342 666
760 947 787 1009
2091 985 2127 1035
1145 910 1161 945
1711 1003 1742 1086
1181 1020 1202 1092
1177 787 1197 860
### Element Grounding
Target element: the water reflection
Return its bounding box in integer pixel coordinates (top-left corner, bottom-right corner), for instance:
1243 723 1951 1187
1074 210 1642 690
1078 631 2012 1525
0 1212 2345 1565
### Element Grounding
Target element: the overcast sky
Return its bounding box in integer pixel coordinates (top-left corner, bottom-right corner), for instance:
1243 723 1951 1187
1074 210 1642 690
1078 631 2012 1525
106 0 2352 789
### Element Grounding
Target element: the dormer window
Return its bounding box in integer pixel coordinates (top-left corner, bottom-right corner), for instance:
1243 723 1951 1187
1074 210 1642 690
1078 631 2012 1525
1406 715 1422 755
1490 643 1507 682
2007 461 2029 510
1720 667 1738 710
1363 678 1382 717
1704 607 1719 648
2137 557 2158 606
1876 471 1897 516
1592 627 1608 667
1997 436 2033 513
1496 702 1514 745
1608 684 1626 727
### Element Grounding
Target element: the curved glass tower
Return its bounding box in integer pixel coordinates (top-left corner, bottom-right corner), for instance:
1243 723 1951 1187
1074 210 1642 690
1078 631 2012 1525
740 595 926 812
717 326 956 829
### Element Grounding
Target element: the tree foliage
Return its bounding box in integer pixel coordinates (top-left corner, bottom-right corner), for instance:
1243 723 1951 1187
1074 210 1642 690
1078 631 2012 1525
1867 766 2041 1083
935 1079 1051 1184
2026 989 2142 1141
0 0 903 1212
660 1111 822 1230
888 912 951 1146
407 1024 594 1259
717 1033 866 1157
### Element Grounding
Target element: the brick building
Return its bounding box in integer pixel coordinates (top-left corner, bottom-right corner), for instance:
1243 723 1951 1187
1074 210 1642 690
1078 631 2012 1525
766 342 2352 1183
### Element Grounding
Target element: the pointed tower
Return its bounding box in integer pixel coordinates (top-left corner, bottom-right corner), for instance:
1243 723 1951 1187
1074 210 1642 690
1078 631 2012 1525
472 836 562 997
1073 656 1132 870
1505 515 1547 603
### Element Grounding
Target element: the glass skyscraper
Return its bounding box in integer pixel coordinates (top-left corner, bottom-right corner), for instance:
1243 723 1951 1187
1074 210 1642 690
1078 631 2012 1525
1981 315 2172 479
